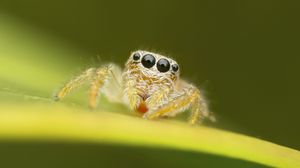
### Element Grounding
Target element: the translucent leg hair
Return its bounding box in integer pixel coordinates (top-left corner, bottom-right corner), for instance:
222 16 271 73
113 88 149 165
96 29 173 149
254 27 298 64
144 86 214 125
54 65 113 109
54 68 95 101
88 65 111 109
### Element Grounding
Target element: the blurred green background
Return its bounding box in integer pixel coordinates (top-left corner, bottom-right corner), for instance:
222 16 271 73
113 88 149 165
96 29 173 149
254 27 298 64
0 142 268 168
0 0 299 166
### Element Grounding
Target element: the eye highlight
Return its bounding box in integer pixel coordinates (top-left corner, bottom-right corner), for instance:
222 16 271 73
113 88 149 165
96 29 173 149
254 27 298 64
157 58 170 73
141 54 156 68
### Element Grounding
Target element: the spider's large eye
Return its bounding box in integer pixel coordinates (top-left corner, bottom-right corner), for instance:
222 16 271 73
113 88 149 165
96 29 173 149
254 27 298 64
172 64 179 72
141 54 156 68
157 58 170 73
132 52 140 61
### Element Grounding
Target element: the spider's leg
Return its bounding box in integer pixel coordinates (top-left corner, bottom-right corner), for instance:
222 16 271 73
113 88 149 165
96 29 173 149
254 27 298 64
54 68 95 101
145 86 211 125
188 91 211 125
89 65 113 109
144 87 198 120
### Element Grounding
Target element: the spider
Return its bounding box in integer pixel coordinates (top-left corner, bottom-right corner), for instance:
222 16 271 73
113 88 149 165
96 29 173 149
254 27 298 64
54 50 214 125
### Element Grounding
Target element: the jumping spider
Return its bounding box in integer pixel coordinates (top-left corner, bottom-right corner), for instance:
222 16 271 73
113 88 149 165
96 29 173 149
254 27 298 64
55 50 214 125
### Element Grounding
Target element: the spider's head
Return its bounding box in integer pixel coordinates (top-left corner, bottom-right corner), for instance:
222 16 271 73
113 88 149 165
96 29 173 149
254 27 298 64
126 50 180 82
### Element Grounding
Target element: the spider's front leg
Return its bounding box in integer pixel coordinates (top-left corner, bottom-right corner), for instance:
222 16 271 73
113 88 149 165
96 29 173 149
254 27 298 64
54 64 116 109
88 65 112 108
144 85 212 125
54 68 96 101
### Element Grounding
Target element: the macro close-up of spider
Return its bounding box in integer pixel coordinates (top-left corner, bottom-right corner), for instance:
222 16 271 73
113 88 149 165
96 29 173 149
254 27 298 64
55 50 214 125
2 1 300 167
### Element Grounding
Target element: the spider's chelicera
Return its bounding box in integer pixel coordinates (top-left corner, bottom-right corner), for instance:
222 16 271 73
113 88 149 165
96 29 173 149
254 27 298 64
54 50 214 125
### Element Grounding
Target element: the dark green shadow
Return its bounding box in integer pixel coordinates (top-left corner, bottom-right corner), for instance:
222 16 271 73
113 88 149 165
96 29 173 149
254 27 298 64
0 141 270 168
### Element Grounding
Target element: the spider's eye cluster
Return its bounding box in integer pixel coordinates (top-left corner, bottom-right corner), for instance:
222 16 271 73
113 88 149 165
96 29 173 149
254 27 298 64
132 52 179 73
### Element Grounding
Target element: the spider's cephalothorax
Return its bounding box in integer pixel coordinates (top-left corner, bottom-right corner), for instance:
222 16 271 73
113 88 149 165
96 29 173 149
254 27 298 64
54 50 215 125
123 51 180 113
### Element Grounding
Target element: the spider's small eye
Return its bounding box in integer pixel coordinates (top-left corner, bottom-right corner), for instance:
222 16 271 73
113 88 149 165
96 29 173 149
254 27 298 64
133 53 141 61
172 64 179 72
141 54 156 68
157 58 170 73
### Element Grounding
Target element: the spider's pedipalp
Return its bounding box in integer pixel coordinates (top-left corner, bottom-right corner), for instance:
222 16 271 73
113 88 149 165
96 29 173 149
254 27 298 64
146 84 171 109
123 79 142 111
